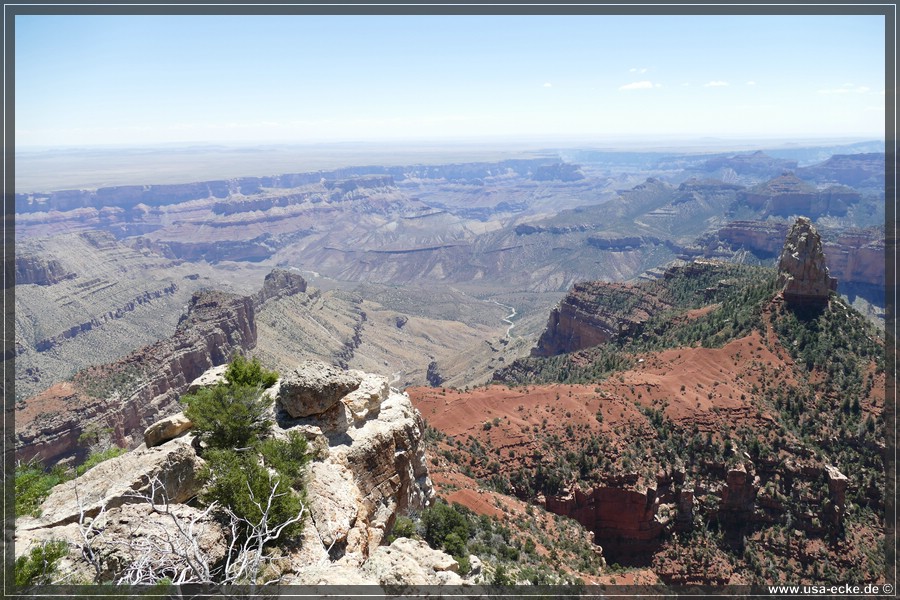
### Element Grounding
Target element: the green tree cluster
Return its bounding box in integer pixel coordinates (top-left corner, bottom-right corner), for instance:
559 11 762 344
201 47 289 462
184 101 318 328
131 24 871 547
181 356 309 546
15 540 69 586
15 461 70 518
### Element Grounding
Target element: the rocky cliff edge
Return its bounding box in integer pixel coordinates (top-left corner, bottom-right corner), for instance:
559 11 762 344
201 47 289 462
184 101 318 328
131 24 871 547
14 361 466 586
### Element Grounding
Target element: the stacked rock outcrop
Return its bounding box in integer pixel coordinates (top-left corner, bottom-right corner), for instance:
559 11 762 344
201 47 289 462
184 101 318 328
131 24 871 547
776 217 837 306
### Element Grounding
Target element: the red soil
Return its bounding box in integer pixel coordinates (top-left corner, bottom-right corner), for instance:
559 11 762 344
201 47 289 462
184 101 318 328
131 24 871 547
16 382 80 430
410 331 796 471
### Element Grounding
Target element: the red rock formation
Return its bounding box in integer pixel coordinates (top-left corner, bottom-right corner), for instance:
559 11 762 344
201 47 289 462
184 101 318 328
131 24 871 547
825 465 849 527
716 220 790 257
545 485 663 562
718 463 760 531
532 282 665 357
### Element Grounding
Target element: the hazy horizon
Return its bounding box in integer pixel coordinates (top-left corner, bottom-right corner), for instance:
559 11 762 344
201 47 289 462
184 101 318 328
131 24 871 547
15 132 885 153
15 135 884 193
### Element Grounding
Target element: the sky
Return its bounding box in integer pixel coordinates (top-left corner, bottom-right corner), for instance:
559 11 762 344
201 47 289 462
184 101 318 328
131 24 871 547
14 13 887 148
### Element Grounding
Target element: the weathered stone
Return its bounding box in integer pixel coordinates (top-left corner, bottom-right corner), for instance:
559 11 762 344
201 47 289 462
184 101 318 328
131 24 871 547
289 564 378 585
777 217 838 306
186 364 228 394
18 363 438 586
545 484 662 563
14 521 83 561
306 462 362 547
273 385 434 572
335 391 433 525
825 464 849 526
362 538 461 585
342 371 389 423
143 412 193 448
86 502 227 583
277 360 361 418
825 464 849 500
719 464 760 533
20 437 203 529
676 488 695 529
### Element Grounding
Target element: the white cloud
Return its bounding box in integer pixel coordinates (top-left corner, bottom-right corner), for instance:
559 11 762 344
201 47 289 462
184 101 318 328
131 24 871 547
619 80 660 91
543 82 552 88
629 67 648 74
745 81 756 86
703 81 729 87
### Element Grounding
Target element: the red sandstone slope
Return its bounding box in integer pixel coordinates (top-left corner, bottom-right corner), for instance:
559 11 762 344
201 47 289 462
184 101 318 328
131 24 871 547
408 294 885 584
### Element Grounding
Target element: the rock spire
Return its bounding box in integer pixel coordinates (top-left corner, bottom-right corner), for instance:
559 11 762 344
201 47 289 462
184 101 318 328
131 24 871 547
776 217 837 306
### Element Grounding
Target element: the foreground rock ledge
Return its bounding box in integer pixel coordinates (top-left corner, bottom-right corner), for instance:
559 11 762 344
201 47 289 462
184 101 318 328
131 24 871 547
15 362 442 586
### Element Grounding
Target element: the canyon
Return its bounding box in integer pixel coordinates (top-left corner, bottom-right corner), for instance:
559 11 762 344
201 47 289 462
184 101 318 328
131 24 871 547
13 141 886 588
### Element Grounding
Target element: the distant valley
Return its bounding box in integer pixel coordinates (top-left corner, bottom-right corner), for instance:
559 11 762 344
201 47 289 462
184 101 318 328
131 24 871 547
14 141 885 453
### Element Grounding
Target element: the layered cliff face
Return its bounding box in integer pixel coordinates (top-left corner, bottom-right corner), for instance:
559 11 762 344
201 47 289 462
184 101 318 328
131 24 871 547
738 173 859 218
541 459 849 566
15 252 74 286
270 361 436 576
15 289 256 467
14 158 566 213
532 282 666 357
545 484 664 561
707 220 884 301
776 217 838 306
796 152 885 189
14 231 226 401
16 362 450 586
700 150 798 179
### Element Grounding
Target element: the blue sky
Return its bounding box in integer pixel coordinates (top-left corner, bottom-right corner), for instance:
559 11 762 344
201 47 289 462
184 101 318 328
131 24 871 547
15 14 886 147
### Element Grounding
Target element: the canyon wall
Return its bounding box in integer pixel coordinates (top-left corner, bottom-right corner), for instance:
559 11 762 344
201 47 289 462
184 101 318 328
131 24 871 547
531 277 669 357
16 289 256 466
15 270 312 467
714 220 884 289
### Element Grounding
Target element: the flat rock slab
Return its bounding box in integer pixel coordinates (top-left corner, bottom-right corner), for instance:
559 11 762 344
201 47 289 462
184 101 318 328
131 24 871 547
278 360 361 418
343 372 389 423
306 461 362 547
186 364 228 394
143 412 193 448
22 437 203 529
